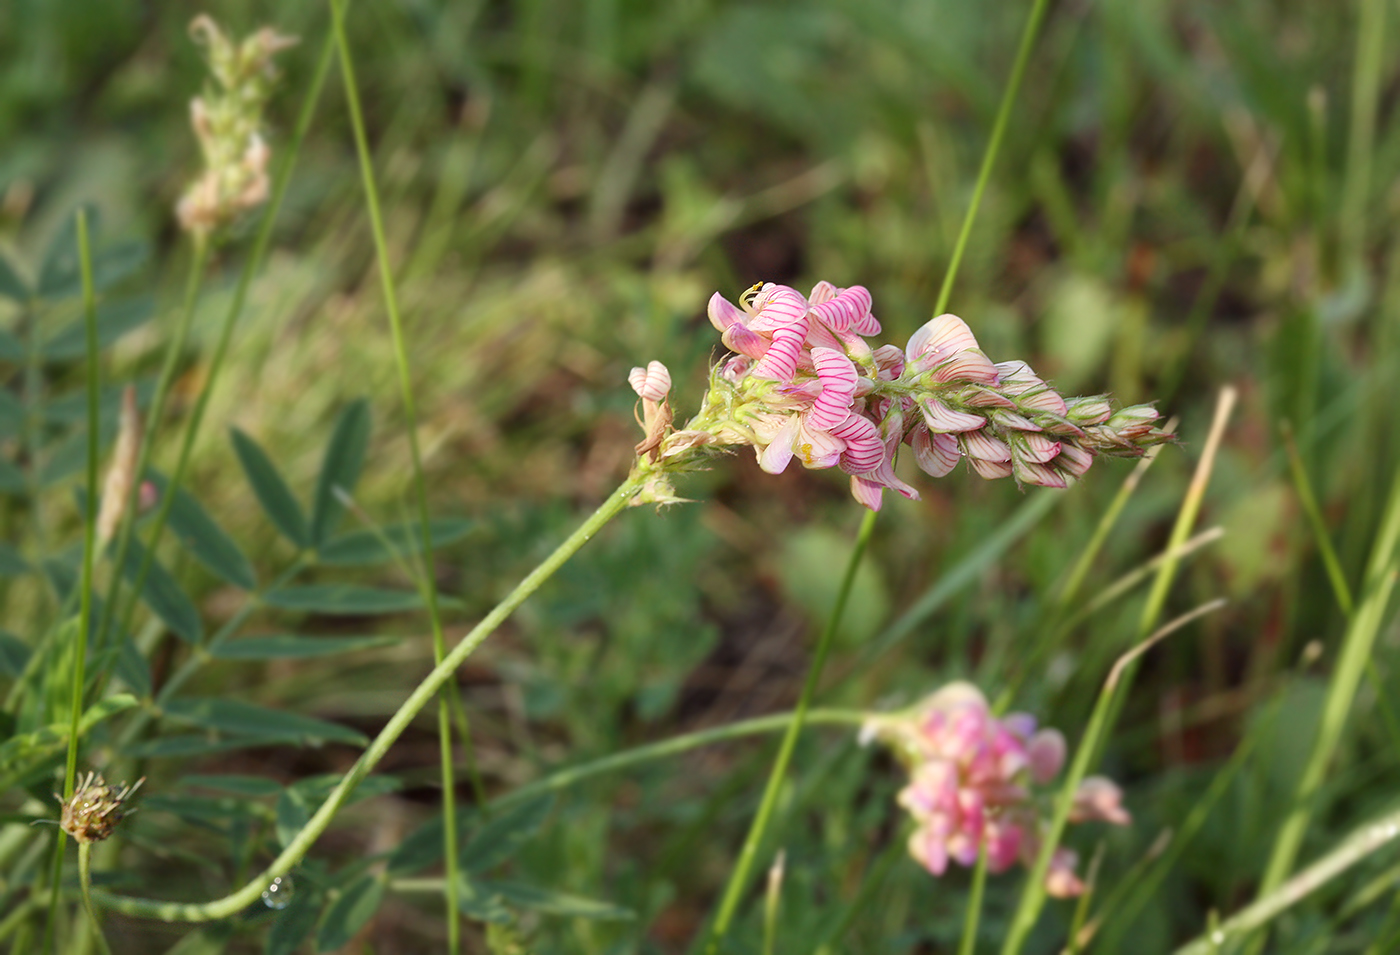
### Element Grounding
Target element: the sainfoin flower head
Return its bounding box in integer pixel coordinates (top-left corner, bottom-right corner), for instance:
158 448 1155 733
627 281 1170 509
862 682 1129 897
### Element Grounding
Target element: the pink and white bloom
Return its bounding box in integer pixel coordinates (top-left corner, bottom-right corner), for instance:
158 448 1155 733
865 682 1130 898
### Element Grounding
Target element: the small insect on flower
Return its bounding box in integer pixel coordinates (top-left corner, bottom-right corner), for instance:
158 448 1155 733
56 772 145 845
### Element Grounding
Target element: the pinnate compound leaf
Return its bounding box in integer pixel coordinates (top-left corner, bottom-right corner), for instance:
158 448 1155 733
389 806 476 875
121 539 202 642
161 698 367 747
0 254 28 301
231 428 308 548
211 635 395 660
311 399 370 546
148 472 256 590
461 794 554 872
266 891 321 955
0 544 28 577
0 458 23 493
40 297 153 361
318 518 475 566
263 585 428 616
180 775 283 798
487 880 635 920
315 874 385 952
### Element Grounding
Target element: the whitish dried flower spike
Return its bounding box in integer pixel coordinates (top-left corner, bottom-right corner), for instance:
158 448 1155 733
176 15 297 238
57 772 144 844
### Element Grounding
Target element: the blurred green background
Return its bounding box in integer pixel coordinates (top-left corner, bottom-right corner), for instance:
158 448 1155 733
2 0 1399 951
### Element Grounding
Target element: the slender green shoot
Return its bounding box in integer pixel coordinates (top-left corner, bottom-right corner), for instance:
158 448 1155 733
1249 466 1400 949
958 845 989 955
703 508 878 954
1281 421 1352 615
329 0 461 945
1339 0 1388 261
78 844 113 955
92 475 644 921
1000 598 1227 955
1174 800 1400 955
932 0 1052 316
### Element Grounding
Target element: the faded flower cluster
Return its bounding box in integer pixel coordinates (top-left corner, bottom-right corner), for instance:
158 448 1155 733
57 772 144 845
176 16 296 238
628 281 1169 508
862 683 1129 897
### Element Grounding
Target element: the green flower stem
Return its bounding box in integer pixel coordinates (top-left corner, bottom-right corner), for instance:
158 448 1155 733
102 26 336 669
327 0 461 946
91 475 645 921
958 845 989 955
703 508 878 955
932 0 1051 317
77 844 112 955
95 234 209 655
1247 465 1400 952
1174 802 1400 955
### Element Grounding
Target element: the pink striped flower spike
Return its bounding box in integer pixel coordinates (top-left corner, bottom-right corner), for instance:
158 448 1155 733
627 281 1170 508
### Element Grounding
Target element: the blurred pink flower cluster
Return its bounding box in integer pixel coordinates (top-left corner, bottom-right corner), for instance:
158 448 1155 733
862 682 1130 897
627 281 1169 508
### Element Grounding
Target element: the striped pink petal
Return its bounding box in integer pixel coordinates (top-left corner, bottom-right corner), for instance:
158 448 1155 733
748 286 809 332
721 322 768 360
810 285 872 333
960 431 1011 462
807 347 859 430
908 314 979 367
627 361 671 401
932 350 1000 385
795 420 846 469
911 425 961 477
804 321 847 355
852 308 881 336
808 280 838 305
872 344 906 380
751 321 807 380
921 399 985 434
967 456 1014 480
758 416 800 474
849 475 885 510
1057 444 1094 477
992 410 1042 432
831 415 886 474
1013 458 1068 488
1019 431 1058 462
1016 433 1062 463
850 460 919 502
1019 388 1069 415
708 292 746 333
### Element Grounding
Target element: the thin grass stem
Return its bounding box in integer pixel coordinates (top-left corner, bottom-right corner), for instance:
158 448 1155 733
77 844 112 955
328 0 461 944
1247 466 1400 951
1174 801 1400 955
932 0 1052 316
958 845 989 955
702 508 878 954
